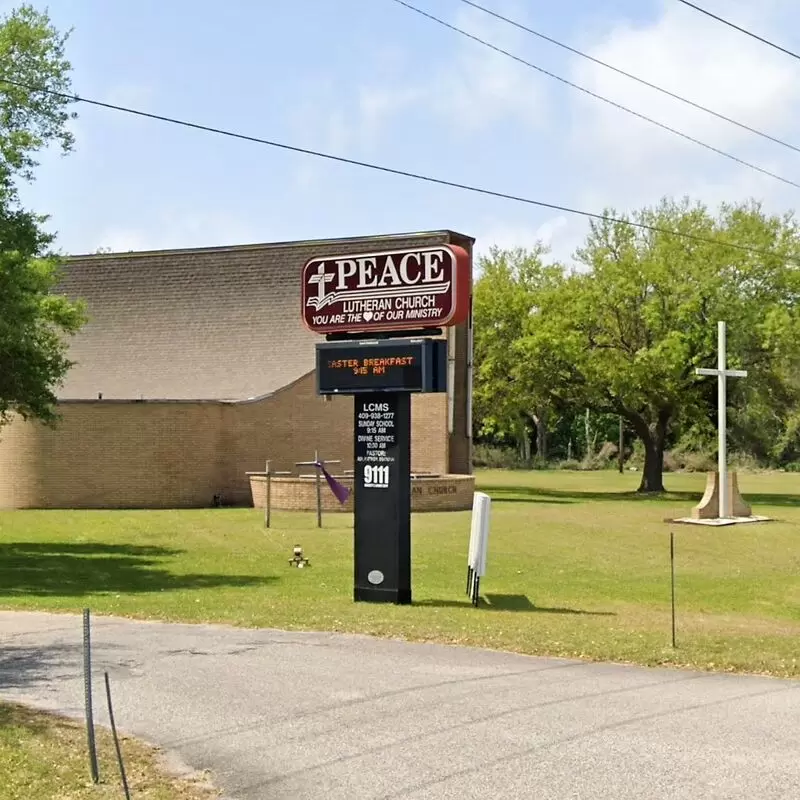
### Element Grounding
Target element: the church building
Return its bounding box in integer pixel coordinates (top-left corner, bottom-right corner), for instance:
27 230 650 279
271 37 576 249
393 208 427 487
0 230 474 509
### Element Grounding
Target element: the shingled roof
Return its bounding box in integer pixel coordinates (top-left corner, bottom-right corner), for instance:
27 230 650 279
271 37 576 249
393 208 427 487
55 230 474 401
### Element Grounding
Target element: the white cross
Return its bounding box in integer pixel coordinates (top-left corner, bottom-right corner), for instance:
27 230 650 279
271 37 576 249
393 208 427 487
695 321 747 519
308 263 335 305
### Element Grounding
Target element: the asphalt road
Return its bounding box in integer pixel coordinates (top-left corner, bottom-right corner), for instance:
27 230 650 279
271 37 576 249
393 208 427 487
1 610 798 799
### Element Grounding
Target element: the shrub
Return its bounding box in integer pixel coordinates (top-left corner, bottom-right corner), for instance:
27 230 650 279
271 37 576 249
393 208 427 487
681 451 716 472
662 451 680 473
580 440 619 470
472 444 529 470
662 448 715 472
728 452 764 472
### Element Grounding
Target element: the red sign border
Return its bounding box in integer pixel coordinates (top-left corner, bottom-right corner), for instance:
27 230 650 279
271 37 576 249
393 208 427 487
300 244 471 335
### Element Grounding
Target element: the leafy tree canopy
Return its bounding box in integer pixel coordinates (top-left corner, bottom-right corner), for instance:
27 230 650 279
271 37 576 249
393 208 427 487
472 244 560 454
474 198 800 490
0 5 85 428
0 4 74 189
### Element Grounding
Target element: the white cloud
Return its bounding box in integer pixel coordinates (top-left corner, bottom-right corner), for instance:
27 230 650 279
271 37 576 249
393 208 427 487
357 85 423 147
103 84 155 110
566 0 800 213
292 162 318 192
91 210 265 254
533 215 570 251
94 226 151 253
474 216 558 252
472 213 586 267
291 0 550 170
426 2 550 133
322 109 352 153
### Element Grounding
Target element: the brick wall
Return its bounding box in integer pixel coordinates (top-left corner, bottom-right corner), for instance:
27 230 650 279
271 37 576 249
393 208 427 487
229 373 354 505
411 475 475 511
0 413 47 509
0 371 453 509
0 403 227 509
227 372 449 505
249 476 355 513
249 474 476 513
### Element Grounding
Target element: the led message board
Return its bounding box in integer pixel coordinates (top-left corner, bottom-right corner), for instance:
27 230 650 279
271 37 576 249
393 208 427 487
315 338 447 395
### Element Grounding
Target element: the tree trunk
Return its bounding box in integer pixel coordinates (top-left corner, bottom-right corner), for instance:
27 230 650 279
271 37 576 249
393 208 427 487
519 425 531 463
532 408 549 461
639 436 665 493
537 422 548 462
629 409 670 493
584 409 592 459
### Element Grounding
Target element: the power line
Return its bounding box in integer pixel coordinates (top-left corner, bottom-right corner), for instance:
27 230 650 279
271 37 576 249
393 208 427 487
457 0 800 156
674 0 800 63
390 0 800 191
0 75 796 265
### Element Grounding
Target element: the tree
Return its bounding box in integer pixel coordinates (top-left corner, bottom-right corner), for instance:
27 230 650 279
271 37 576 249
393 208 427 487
472 245 560 461
0 5 85 428
515 198 800 492
0 5 75 190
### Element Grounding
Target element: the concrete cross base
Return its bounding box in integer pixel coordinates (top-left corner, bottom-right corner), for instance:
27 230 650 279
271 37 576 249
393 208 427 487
670 470 771 525
672 515 772 527
691 470 752 519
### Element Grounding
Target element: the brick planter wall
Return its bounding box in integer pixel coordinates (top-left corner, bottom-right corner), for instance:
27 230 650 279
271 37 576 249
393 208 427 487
249 474 475 513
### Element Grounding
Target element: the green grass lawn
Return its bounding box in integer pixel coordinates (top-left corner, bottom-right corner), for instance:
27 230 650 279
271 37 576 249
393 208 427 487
0 469 798 677
0 702 219 799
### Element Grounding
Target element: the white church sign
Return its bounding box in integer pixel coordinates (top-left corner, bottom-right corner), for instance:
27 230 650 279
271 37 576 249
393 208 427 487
301 245 471 334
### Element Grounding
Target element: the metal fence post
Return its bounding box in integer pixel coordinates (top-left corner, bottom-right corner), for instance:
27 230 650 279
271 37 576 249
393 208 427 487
104 672 131 799
83 608 99 784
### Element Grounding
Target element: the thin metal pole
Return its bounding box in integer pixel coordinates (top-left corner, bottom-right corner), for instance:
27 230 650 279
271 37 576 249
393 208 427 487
104 672 131 800
670 532 677 649
315 449 322 528
83 609 99 784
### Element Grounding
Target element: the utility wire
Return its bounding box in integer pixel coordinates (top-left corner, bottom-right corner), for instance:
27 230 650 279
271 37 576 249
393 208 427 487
0 75 796 264
457 0 800 156
390 0 800 191
674 0 800 63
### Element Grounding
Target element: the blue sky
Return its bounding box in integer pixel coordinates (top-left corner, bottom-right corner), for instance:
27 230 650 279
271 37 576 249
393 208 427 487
10 0 800 263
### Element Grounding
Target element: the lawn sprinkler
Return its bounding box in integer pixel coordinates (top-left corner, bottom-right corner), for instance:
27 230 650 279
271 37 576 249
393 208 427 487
289 545 310 569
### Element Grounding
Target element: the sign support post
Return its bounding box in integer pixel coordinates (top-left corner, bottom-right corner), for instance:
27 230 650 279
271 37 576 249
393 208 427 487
353 393 411 603
301 243 472 605
314 338 445 605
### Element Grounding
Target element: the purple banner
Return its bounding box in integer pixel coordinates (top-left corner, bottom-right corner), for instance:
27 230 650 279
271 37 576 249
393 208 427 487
314 461 351 505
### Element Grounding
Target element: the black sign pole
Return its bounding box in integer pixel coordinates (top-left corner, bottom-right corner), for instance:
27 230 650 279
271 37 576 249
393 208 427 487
314 335 448 606
353 392 411 604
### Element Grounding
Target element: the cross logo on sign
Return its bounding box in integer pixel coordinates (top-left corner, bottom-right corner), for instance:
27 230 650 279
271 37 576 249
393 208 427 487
307 263 335 307
364 465 390 489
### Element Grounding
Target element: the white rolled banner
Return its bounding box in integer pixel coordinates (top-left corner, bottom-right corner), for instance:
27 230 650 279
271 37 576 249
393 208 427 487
469 491 491 576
